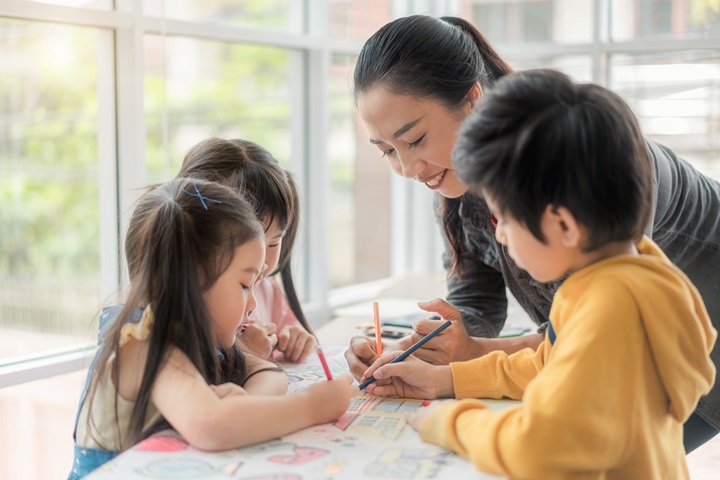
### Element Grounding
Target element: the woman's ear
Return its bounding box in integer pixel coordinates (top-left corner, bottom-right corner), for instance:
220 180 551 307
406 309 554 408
466 83 483 110
546 205 582 248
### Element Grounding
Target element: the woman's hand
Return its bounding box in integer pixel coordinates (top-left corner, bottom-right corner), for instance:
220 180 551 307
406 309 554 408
304 374 359 424
344 335 403 381
237 322 278 359
360 351 454 400
276 324 317 363
405 298 482 364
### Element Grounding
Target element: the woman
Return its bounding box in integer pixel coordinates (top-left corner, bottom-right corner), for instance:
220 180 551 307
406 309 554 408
344 14 720 453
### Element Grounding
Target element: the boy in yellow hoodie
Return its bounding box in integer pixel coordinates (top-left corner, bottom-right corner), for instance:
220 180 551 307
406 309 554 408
361 69 717 479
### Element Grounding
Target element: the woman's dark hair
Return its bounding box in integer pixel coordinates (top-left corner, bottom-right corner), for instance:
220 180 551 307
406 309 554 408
87 178 264 449
177 137 312 335
353 15 513 274
453 69 653 250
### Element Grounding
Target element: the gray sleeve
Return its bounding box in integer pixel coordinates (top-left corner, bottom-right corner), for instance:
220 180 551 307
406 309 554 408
443 241 508 339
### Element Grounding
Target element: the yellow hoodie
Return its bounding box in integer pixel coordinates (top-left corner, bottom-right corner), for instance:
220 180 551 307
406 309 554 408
419 236 716 479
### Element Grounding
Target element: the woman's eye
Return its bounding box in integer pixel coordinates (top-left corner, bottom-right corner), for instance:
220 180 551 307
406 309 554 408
240 283 250 291
268 243 280 248
381 148 395 158
408 134 425 149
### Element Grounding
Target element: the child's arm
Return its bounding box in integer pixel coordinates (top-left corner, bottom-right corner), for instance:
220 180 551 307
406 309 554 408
150 346 358 451
242 354 287 395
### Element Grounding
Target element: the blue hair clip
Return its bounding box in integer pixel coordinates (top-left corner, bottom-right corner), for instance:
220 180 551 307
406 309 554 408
183 181 222 211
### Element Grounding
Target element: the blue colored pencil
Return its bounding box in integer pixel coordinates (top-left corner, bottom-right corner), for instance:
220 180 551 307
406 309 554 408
359 319 452 390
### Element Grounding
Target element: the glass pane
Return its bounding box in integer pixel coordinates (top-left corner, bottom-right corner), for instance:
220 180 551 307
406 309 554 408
144 35 292 182
328 0 393 40
0 370 86 480
510 55 593 82
27 0 111 9
0 20 104 362
329 54 391 287
143 0 302 33
610 51 720 179
611 0 720 41
460 0 593 45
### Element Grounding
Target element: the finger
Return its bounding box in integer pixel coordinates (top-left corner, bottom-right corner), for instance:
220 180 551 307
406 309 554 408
372 358 418 382
297 335 317 362
411 346 446 365
278 329 297 353
362 351 404 381
345 336 377 380
285 335 305 363
365 382 399 397
267 323 278 335
413 318 452 337
417 297 460 320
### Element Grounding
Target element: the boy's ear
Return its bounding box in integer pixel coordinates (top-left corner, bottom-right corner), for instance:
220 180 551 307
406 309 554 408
547 205 582 248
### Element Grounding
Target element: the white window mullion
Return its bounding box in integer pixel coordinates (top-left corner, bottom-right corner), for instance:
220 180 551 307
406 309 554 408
115 2 147 287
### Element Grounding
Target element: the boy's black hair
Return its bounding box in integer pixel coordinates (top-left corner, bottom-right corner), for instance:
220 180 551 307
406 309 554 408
453 69 653 251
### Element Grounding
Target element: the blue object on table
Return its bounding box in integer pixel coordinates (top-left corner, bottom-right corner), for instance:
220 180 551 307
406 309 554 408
359 319 452 390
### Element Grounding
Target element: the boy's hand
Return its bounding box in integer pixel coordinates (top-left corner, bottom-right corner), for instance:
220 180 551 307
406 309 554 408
405 399 455 430
360 351 454 399
305 374 359 424
237 323 278 359
276 325 317 363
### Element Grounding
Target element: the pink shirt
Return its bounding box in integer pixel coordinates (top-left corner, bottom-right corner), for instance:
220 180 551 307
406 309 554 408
248 275 299 332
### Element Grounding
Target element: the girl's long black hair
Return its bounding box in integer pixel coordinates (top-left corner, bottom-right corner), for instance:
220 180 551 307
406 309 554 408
85 178 263 448
178 138 313 334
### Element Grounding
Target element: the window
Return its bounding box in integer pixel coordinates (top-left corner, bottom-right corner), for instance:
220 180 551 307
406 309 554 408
0 20 110 362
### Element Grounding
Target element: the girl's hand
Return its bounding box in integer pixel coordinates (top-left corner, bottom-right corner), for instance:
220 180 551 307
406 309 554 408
237 322 278 359
210 382 248 399
405 298 477 364
360 351 454 399
344 335 404 381
405 399 455 430
276 324 317 363
305 374 359 424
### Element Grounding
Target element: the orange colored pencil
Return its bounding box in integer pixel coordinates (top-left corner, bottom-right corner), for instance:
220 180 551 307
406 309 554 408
373 301 382 356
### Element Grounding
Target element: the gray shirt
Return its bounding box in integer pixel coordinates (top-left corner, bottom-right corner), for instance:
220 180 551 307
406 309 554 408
444 139 720 429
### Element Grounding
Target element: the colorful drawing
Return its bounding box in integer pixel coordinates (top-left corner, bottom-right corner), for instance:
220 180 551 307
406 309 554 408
268 446 329 465
363 447 453 478
135 458 217 478
86 345 503 480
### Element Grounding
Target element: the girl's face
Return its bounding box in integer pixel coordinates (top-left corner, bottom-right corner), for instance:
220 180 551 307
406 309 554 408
204 238 266 349
258 216 284 281
357 87 476 198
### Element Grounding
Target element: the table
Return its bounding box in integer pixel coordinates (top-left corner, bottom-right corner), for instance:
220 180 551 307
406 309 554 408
86 280 530 479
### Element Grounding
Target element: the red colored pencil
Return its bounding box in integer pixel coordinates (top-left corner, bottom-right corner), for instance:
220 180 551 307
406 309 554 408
316 347 333 380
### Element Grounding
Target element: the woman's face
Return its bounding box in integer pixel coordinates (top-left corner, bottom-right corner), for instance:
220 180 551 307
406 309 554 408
357 87 476 198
